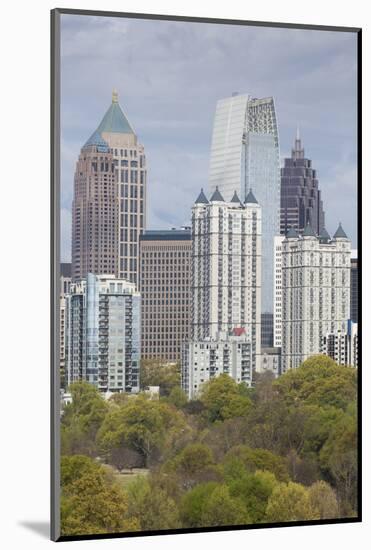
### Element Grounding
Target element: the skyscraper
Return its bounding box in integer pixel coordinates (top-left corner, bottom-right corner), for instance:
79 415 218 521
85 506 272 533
66 274 141 393
190 187 262 372
139 228 192 361
208 94 280 315
281 223 351 371
350 250 358 323
72 132 118 281
72 90 147 285
280 130 325 236
60 263 71 389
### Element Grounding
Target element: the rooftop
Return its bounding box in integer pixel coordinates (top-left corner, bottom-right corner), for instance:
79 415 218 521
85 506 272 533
140 229 191 242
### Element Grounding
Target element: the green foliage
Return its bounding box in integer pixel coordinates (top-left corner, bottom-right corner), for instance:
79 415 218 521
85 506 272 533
228 470 278 523
61 382 108 456
265 481 319 522
200 374 252 423
60 455 138 536
308 481 339 519
200 485 251 527
97 396 186 467
179 482 219 527
60 359 358 532
126 476 180 531
274 356 357 411
140 359 180 397
223 445 289 482
165 386 188 408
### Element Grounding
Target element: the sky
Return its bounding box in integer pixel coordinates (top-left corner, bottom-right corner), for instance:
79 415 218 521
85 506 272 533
60 14 358 262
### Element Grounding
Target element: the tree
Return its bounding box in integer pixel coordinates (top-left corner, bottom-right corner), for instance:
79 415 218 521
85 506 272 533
165 386 188 409
223 445 289 482
200 374 252 423
308 481 340 519
167 443 221 490
320 405 357 514
201 485 251 527
60 455 138 536
179 482 219 528
274 356 357 411
61 382 108 456
265 481 319 522
126 476 180 531
140 359 180 397
228 470 278 523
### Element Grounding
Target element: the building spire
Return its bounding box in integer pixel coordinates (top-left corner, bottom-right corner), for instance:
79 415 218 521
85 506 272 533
292 126 304 160
112 88 119 103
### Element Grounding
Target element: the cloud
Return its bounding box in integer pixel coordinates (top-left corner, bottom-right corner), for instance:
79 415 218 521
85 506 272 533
60 14 358 249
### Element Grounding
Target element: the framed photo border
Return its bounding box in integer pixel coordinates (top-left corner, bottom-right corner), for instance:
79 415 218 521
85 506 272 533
50 7 362 542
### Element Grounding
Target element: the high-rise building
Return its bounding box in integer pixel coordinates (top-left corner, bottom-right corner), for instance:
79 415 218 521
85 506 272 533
280 130 325 236
208 94 280 315
72 90 147 285
322 320 358 368
190 187 262 372
66 274 141 393
181 329 253 399
60 263 71 389
350 250 358 323
139 228 192 361
261 313 274 348
72 132 118 281
281 223 351 371
273 235 285 348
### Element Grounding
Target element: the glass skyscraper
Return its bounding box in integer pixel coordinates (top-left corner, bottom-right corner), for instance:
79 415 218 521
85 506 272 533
209 94 280 314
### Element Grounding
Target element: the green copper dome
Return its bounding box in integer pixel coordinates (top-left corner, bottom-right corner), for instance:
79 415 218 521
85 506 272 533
96 90 135 135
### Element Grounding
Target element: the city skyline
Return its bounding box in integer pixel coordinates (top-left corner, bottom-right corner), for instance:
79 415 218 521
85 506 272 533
60 15 358 262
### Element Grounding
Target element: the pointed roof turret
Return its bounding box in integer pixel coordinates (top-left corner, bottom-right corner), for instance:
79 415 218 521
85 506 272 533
244 188 258 204
333 222 348 239
195 188 209 204
286 226 298 239
303 222 316 237
96 90 135 135
210 186 225 202
319 226 331 241
83 129 110 152
230 190 242 204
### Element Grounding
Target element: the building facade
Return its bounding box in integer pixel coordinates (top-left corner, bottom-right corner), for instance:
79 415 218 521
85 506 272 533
208 93 280 315
350 250 358 323
280 130 325 236
66 273 141 393
181 329 253 399
281 223 351 371
273 235 285 348
191 187 261 373
260 347 282 377
139 228 192 361
60 263 72 389
71 132 118 281
72 90 147 285
322 320 358 368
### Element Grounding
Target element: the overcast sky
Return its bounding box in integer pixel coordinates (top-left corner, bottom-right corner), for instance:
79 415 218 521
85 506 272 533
60 14 358 262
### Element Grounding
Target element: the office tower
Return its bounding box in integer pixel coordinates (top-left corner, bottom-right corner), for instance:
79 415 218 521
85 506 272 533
72 90 146 285
322 320 358 368
208 94 280 316
60 263 71 389
71 131 118 281
66 274 141 393
281 223 351 371
139 228 192 361
261 313 274 347
190 187 261 372
350 250 358 322
280 130 325 236
273 235 285 348
181 329 253 399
